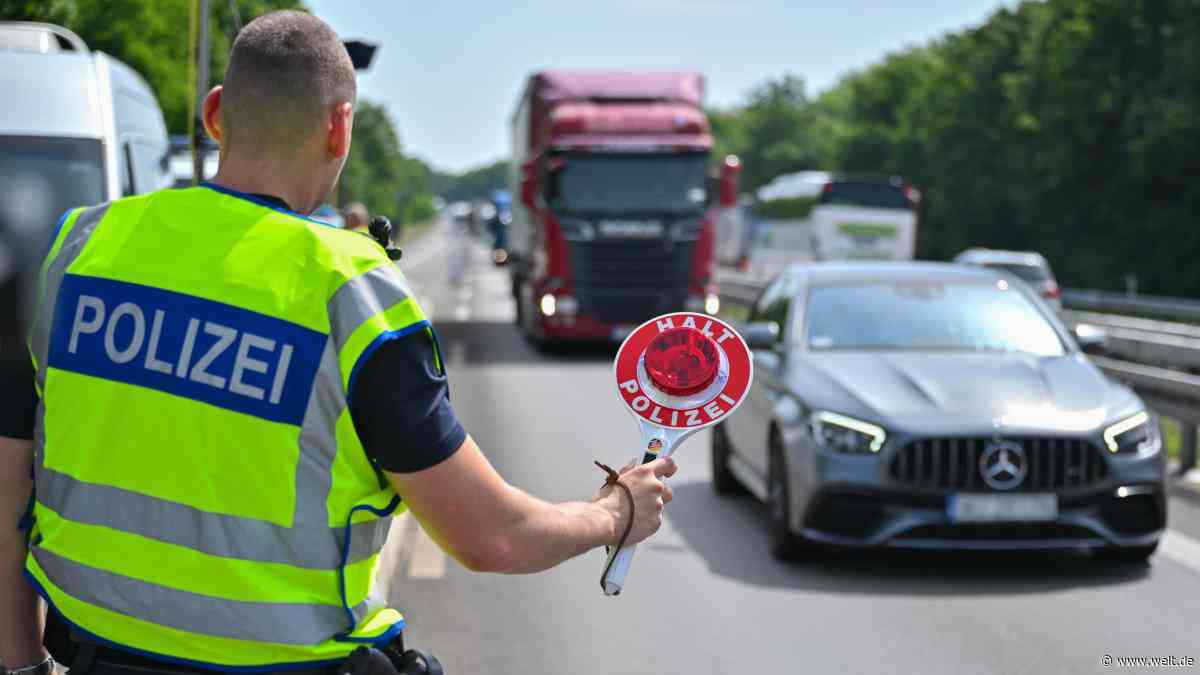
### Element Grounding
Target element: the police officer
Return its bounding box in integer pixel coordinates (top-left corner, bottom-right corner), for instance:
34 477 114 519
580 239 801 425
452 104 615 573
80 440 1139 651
0 11 674 675
343 202 370 234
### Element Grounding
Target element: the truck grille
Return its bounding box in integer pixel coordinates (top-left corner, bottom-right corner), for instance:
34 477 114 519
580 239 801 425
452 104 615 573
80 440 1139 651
567 240 694 324
889 437 1109 492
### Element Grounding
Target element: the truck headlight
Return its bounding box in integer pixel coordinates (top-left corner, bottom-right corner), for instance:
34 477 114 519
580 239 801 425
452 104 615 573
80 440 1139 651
557 217 594 241
811 411 886 454
1103 411 1157 454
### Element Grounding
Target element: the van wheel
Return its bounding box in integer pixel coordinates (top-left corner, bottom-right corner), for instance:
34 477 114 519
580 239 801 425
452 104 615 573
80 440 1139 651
710 423 742 496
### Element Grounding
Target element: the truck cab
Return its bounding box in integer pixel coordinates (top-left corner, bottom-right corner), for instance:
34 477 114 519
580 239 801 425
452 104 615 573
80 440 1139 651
509 71 733 345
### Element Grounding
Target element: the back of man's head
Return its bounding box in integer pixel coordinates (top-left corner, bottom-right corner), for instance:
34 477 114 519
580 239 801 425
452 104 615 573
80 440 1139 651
220 10 355 158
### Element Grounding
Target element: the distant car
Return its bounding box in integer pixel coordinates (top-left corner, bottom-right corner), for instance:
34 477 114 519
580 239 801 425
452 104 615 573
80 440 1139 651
954 248 1062 309
714 262 1164 562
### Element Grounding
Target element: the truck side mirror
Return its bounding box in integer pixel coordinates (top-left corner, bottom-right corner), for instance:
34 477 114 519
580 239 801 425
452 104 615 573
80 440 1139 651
719 155 741 207
520 161 536 209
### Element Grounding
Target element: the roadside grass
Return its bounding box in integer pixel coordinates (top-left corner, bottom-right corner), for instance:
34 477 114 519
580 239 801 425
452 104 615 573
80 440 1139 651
1162 417 1181 460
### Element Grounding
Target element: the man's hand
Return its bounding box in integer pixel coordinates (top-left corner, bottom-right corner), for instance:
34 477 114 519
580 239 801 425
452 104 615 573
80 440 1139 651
594 458 677 547
383 437 678 575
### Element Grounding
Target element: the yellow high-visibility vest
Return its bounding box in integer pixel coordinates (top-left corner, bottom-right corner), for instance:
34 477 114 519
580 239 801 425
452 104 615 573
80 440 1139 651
25 184 429 670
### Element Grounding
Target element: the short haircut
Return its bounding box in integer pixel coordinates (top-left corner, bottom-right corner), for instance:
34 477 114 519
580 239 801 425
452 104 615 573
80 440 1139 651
219 10 356 155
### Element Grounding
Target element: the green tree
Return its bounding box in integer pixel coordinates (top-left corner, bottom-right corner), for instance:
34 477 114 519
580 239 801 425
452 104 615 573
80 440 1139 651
2 0 305 133
709 0 1200 295
339 101 434 224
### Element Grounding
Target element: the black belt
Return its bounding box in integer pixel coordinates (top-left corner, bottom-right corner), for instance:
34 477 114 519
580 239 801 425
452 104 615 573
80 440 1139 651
71 643 340 675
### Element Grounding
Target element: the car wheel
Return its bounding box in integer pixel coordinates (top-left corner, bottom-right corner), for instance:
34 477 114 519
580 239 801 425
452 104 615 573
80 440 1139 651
767 438 811 561
710 423 742 496
1095 541 1159 564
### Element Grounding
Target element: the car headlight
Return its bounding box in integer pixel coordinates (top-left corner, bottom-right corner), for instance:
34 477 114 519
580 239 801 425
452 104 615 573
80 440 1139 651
1103 411 1157 454
811 411 887 454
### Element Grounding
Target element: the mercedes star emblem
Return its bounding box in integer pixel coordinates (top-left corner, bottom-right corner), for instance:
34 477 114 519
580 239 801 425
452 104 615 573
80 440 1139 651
979 441 1028 490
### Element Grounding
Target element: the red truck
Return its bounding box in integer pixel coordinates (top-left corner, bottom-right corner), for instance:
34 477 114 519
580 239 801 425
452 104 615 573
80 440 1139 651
508 71 739 346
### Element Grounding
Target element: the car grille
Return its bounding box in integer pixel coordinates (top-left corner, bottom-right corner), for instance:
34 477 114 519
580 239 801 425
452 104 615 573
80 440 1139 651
889 437 1109 492
567 240 694 324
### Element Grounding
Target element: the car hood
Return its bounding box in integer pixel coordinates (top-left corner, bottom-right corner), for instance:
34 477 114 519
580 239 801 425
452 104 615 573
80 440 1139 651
786 351 1141 435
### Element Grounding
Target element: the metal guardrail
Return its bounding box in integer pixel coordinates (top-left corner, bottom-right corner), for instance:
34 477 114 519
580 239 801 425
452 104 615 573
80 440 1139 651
717 276 1200 474
1063 288 1200 323
1061 310 1200 372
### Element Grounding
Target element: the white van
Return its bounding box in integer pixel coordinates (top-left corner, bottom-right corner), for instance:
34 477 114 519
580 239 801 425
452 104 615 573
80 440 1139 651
0 22 170 350
748 171 919 279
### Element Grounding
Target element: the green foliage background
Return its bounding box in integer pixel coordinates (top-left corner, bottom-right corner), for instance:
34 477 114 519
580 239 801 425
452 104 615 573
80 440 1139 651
710 0 1200 296
1 0 437 224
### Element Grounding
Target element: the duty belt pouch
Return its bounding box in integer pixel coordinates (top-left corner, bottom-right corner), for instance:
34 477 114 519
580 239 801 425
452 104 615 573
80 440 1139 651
340 646 443 675
340 647 394 675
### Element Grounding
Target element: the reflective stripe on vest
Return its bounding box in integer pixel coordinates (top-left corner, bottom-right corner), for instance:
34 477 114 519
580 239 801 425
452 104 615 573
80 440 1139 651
26 188 427 670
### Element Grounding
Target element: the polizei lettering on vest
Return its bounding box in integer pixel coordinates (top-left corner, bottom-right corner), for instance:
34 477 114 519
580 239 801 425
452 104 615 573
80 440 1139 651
67 294 294 403
49 275 324 426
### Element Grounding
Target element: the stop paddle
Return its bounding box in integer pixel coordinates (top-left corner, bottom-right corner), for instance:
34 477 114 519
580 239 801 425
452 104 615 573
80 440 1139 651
602 312 753 596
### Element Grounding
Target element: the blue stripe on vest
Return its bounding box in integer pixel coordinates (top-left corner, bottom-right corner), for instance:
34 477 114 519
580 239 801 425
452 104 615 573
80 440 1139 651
47 274 325 426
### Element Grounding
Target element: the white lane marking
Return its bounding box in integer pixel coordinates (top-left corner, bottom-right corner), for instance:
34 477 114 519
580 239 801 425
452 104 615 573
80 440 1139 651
1159 529 1200 576
407 520 448 579
379 512 448 580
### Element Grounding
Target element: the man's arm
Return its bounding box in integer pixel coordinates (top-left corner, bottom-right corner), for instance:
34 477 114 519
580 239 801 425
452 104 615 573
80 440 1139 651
384 436 675 574
0 435 47 669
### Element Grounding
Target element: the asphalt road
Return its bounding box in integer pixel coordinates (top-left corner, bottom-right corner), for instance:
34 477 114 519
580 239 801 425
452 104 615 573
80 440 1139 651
382 218 1200 675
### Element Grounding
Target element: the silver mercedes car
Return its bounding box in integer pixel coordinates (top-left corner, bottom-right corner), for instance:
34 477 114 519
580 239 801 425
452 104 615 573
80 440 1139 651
713 262 1166 561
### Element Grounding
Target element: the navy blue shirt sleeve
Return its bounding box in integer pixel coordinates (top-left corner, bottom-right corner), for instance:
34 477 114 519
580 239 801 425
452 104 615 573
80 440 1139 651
349 330 466 473
0 350 37 440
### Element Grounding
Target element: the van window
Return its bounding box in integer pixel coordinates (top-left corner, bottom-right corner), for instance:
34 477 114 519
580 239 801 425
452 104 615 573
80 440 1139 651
0 135 105 236
119 142 135 196
820 182 911 210
129 140 168 194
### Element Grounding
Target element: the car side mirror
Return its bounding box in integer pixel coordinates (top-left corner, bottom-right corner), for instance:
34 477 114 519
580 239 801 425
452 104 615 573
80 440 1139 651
741 321 780 350
1074 323 1108 354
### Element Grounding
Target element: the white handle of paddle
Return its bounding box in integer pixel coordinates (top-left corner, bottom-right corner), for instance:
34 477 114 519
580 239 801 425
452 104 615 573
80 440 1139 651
601 444 675 596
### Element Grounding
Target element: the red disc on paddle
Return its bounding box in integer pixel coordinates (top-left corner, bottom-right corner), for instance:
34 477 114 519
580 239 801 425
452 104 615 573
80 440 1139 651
644 327 720 396
613 313 753 430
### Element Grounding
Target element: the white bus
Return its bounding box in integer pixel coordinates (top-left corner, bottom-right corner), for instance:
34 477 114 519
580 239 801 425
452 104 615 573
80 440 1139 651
747 171 919 279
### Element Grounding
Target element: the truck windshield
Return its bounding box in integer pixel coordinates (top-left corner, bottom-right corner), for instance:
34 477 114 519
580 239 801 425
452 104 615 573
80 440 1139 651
547 152 709 214
0 136 106 241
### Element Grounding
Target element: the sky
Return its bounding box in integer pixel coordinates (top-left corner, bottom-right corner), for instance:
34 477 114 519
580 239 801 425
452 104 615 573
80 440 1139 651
308 0 1018 173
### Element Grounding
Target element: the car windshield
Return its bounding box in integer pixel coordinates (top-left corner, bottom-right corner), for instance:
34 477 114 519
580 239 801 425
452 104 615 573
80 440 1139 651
0 136 105 243
546 152 708 214
986 262 1051 283
806 281 1065 355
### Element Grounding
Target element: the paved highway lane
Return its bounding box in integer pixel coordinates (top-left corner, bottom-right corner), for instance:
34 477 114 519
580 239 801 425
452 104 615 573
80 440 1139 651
382 219 1200 675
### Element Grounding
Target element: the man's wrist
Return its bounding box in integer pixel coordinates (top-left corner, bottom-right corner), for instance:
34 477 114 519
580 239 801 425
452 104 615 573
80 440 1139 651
5 653 53 675
593 492 623 547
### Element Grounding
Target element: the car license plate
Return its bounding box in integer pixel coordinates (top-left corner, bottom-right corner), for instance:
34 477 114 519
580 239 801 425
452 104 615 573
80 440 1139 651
947 494 1058 523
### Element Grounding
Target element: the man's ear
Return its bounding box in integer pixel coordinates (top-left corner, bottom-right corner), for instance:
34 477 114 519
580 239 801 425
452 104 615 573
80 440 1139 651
328 102 354 159
201 85 224 144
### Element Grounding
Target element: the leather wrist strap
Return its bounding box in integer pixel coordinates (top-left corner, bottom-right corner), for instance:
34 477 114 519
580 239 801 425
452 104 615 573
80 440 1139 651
6 656 54 675
595 461 634 590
